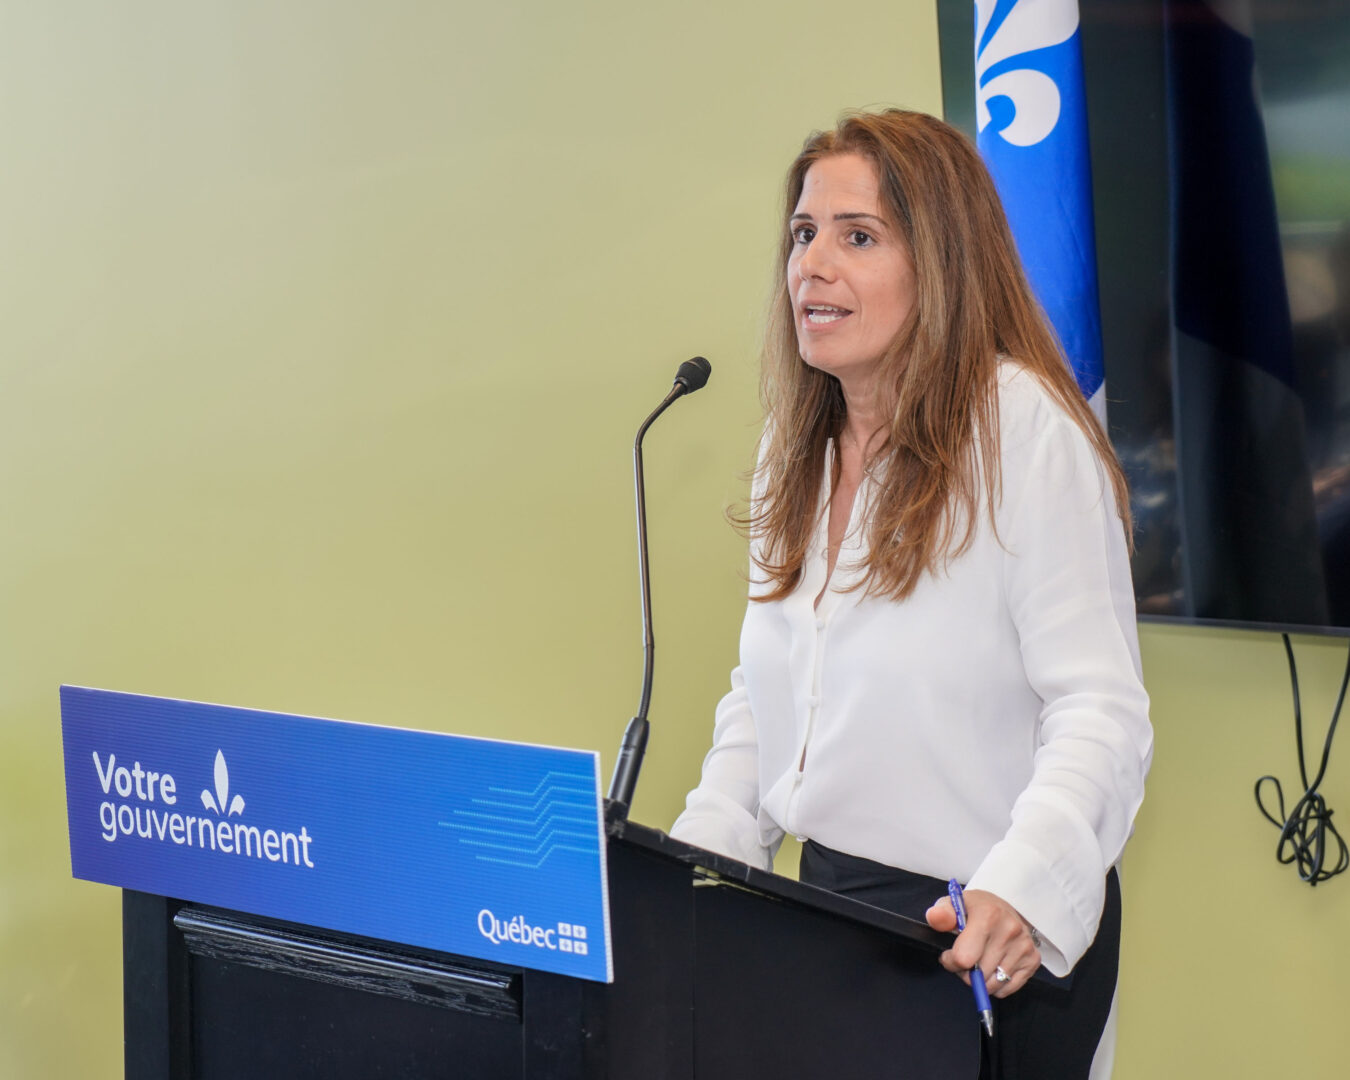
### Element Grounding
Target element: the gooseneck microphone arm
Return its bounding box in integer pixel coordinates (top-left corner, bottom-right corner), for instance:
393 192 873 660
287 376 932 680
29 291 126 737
607 357 712 819
631 387 680 720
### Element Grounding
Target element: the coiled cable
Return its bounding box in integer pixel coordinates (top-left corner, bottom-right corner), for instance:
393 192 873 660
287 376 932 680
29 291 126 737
1253 634 1349 885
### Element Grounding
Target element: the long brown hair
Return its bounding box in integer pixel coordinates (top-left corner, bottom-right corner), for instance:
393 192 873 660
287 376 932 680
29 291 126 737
743 108 1130 602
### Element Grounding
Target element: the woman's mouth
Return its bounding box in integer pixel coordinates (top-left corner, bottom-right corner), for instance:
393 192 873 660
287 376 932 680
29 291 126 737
803 304 852 325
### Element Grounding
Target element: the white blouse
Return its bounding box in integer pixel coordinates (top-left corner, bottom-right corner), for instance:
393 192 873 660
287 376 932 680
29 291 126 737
671 363 1153 976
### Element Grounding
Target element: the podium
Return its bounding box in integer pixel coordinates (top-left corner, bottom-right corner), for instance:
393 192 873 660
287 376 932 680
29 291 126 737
60 687 979 1078
122 813 978 1079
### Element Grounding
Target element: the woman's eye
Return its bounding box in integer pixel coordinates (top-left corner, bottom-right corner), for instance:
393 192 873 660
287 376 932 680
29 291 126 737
849 230 875 248
791 224 815 244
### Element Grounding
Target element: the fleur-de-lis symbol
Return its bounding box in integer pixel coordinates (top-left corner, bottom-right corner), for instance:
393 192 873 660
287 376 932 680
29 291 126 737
975 0 1079 147
201 750 245 816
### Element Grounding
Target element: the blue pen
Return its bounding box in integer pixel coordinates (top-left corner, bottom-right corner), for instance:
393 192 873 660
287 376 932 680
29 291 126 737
947 879 994 1038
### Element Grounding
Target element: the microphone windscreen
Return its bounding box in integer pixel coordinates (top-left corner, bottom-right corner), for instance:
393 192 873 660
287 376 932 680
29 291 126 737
674 356 712 394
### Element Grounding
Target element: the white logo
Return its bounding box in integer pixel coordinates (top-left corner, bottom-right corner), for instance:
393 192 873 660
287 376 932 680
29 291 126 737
92 749 315 869
554 922 588 955
975 0 1079 147
201 749 245 816
477 910 590 956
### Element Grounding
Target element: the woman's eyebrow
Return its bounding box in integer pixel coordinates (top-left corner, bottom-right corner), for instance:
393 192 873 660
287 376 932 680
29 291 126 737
789 211 886 223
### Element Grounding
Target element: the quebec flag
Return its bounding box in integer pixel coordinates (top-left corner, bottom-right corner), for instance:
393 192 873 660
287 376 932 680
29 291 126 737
975 0 1105 418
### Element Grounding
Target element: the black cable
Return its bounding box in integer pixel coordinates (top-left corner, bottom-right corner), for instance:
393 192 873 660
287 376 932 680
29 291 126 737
1253 633 1349 885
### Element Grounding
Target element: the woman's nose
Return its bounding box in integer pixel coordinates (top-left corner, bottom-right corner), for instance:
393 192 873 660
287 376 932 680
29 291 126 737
796 241 835 282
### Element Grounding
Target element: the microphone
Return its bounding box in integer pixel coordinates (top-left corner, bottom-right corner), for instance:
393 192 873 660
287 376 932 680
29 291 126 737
674 356 711 394
607 357 712 819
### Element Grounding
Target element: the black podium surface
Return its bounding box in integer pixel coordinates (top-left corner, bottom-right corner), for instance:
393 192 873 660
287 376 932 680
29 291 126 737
123 812 980 1078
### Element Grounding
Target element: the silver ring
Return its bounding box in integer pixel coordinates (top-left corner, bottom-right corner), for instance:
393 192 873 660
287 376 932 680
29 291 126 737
994 966 1011 984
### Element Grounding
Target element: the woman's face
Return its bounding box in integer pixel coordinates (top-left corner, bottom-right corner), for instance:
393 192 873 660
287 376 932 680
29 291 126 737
787 153 915 390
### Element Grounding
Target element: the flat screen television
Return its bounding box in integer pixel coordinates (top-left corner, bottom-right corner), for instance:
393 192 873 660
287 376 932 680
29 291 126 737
938 0 1350 636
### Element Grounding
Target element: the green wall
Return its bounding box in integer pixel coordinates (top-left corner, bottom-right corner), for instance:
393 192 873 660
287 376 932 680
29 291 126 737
0 3 1344 1078
1118 625 1347 1077
0 2 940 1075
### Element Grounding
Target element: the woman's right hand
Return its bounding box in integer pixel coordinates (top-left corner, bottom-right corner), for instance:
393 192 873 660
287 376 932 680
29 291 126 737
925 888 1041 998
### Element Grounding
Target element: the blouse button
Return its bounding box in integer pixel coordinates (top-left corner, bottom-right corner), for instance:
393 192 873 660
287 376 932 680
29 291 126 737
806 695 821 710
815 618 826 631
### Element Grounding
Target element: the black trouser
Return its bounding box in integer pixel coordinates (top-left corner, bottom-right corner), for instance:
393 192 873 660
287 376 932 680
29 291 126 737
799 841 1121 1080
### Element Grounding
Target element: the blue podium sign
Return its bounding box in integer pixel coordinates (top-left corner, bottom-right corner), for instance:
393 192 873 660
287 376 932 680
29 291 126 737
60 686 613 982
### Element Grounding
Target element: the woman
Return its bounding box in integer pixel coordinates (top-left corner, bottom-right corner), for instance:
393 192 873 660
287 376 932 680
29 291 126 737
670 110 1152 1078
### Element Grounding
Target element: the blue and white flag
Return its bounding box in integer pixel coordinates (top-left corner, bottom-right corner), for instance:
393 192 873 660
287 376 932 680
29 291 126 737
975 0 1105 417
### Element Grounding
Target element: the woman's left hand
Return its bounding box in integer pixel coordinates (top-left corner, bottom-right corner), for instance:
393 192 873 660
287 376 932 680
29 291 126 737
925 889 1041 997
